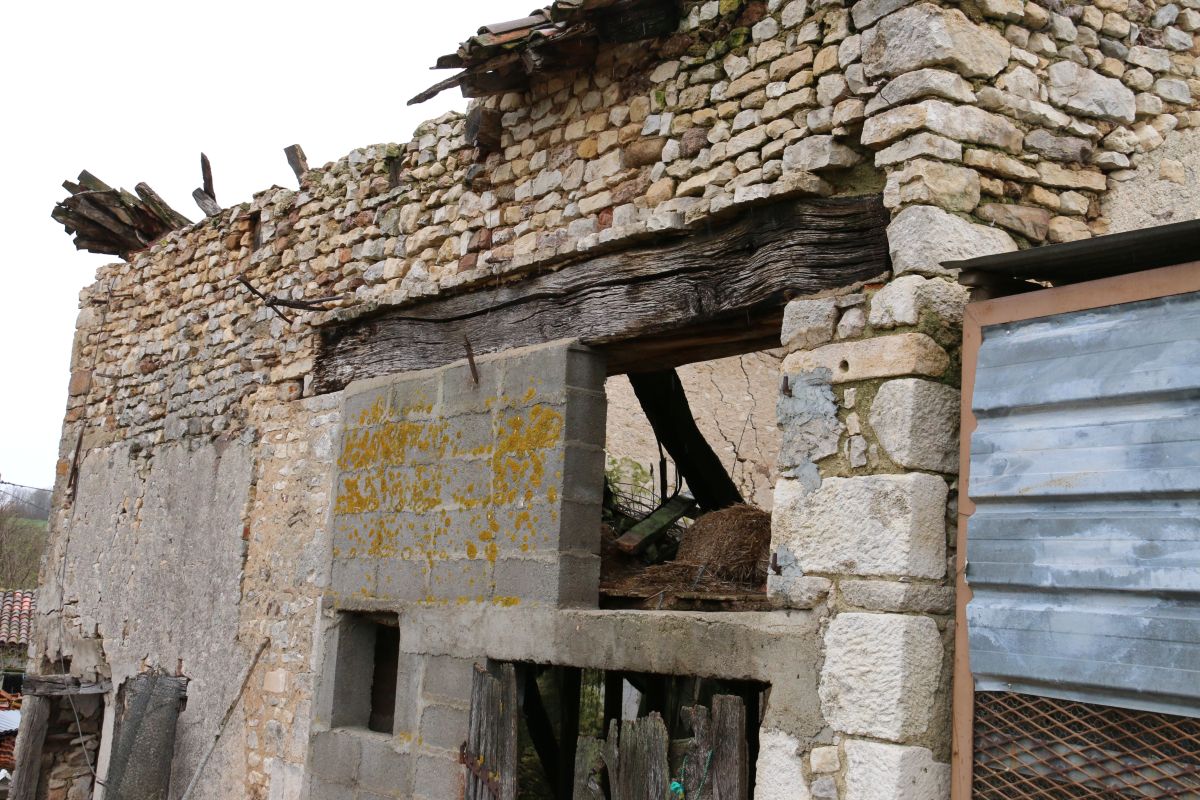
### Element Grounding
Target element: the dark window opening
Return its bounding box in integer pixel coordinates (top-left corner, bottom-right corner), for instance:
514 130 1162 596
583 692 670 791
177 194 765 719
331 612 399 735
369 624 399 734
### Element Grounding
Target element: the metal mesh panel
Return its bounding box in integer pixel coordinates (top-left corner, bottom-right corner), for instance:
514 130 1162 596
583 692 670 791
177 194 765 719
974 691 1200 799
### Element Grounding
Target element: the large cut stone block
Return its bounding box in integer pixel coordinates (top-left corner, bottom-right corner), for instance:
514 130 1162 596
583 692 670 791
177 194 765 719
781 333 949 384
868 378 961 472
755 729 813 800
843 739 950 800
887 205 1017 277
781 297 839 351
1047 61 1136 123
820 614 944 741
861 100 1024 154
868 275 969 330
883 159 980 212
773 474 948 579
862 4 1011 79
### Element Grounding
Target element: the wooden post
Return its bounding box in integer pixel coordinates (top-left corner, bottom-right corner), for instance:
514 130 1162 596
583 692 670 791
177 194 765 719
572 736 605 800
711 695 748 800
629 370 744 512
284 145 309 184
558 668 582 800
8 694 50 800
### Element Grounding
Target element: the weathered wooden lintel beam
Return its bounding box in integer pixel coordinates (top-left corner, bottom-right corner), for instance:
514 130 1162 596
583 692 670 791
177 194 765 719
312 194 889 394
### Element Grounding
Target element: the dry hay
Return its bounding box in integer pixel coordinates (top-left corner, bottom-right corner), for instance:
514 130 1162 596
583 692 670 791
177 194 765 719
675 503 771 583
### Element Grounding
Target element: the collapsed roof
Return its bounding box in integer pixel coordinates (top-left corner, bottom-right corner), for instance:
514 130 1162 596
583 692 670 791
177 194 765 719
409 0 681 104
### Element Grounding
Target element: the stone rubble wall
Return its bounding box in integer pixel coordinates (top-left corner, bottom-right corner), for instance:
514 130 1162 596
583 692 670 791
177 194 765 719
37 0 1200 798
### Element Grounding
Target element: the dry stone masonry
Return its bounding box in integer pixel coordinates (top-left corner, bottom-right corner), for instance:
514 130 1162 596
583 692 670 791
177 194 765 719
30 0 1200 797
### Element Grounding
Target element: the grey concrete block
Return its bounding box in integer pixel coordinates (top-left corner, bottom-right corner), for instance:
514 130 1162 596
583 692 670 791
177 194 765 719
358 735 413 797
343 385 391 432
427 557 493 602
308 730 362 785
418 702 470 750
331 616 377 729
420 656 476 702
393 652 425 737
561 444 605 504
445 414 495 458
556 551 601 608
565 343 606 392
557 499 604 553
563 387 607 447
305 776 351 800
374 556 428 602
440 360 501 417
442 458 493 510
413 754 464 800
332 557 378 600
389 373 440 420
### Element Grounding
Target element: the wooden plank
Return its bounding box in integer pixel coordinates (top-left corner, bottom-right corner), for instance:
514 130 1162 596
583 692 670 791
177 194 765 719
615 713 669 800
498 663 519 800
613 494 698 555
193 188 221 217
285 144 309 184
201 152 215 202
628 370 742 513
465 663 519 800
23 674 111 696
681 704 715 799
711 695 748 800
558 667 583 800
313 195 888 394
572 736 606 800
8 693 50 800
134 182 192 229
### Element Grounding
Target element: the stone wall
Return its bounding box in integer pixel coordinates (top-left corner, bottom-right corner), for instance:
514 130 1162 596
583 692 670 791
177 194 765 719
32 0 1200 797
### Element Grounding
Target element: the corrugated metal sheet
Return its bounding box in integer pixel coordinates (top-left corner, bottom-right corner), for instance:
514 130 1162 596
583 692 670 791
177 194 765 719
966 289 1200 718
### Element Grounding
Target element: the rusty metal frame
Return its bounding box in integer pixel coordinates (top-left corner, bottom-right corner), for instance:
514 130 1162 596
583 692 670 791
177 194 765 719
951 260 1200 800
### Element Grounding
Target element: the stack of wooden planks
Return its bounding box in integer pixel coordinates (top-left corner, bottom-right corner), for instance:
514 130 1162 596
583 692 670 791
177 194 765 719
51 171 192 258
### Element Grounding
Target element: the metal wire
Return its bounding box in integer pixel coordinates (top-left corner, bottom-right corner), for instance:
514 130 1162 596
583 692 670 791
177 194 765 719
974 691 1200 799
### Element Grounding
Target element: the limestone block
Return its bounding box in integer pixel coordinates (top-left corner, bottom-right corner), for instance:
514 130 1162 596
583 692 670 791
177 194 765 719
963 148 1039 181
979 0 1024 21
1048 215 1093 242
862 4 1011 79
820 614 944 740
773 474 948 578
781 297 839 350
843 740 950 800
861 100 1024 154
756 729 813 800
976 86 1072 129
974 203 1052 241
875 133 962 168
864 69 977 116
841 579 955 614
868 378 960 472
1025 129 1094 162
1047 61 1136 123
769 574 833 608
868 275 969 330
883 159 980 212
1036 161 1107 191
886 205 1017 277
851 0 918 28
782 332 949 384
784 136 864 173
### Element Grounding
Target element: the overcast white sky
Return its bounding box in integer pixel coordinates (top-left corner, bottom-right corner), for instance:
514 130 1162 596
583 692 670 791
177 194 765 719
0 1 532 489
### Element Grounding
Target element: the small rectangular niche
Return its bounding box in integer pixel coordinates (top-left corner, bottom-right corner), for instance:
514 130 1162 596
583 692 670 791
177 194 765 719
331 612 399 734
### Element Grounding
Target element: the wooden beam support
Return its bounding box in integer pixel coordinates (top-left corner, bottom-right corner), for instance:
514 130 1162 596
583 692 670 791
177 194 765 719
628 369 743 513
313 195 888 393
193 188 221 217
22 674 111 696
8 694 49 800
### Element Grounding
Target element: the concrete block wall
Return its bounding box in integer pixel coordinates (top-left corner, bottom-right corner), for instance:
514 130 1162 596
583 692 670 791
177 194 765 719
307 643 478 800
330 339 607 609
762 276 968 800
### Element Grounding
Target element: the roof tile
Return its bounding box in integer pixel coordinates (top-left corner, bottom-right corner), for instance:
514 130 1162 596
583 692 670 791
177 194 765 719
0 591 35 648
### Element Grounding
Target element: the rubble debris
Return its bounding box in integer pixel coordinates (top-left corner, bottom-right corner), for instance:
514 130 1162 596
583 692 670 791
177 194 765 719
51 171 192 258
